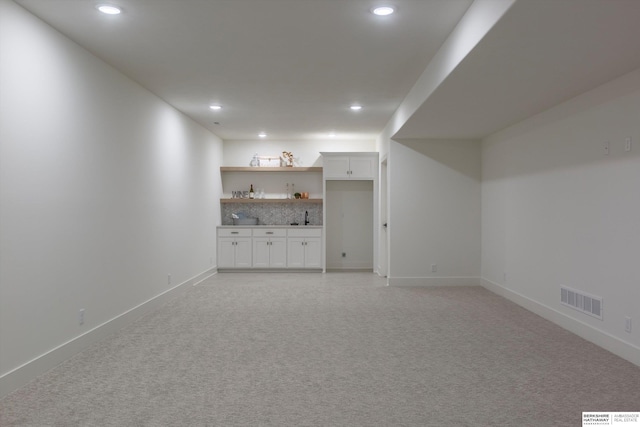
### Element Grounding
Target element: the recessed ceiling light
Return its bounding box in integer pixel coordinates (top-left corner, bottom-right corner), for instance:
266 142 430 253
209 104 222 111
258 132 267 138
329 132 336 138
372 6 395 16
97 4 122 15
350 105 363 111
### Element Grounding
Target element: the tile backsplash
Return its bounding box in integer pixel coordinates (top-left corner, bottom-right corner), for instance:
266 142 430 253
221 202 323 226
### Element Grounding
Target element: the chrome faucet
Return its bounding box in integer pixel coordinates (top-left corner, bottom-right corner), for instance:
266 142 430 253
304 210 310 225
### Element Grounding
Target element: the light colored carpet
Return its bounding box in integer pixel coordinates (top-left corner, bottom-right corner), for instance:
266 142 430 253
1 272 639 426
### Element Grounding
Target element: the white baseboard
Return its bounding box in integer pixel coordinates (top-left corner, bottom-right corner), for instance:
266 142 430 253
388 276 481 287
480 278 640 367
0 268 217 399
327 262 374 270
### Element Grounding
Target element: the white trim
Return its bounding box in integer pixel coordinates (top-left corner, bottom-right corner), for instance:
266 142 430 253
0 268 217 399
481 278 640 367
388 276 480 287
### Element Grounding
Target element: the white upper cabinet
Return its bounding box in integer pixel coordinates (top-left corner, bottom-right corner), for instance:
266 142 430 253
321 152 377 180
321 156 350 179
348 156 376 179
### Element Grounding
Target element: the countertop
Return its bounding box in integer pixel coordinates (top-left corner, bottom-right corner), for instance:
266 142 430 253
217 225 323 229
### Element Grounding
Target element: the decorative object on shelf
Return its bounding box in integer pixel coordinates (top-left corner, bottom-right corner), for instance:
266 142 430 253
220 198 323 204
220 166 322 172
258 156 281 167
250 153 259 167
294 192 301 199
282 151 294 167
249 184 255 199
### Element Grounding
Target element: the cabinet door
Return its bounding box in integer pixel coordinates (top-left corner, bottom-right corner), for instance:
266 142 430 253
235 238 253 268
322 156 350 179
252 238 270 268
349 156 375 179
287 238 305 268
217 238 236 268
269 238 287 268
304 238 322 268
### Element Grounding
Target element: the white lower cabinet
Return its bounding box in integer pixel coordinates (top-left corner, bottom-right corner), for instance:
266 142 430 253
252 229 287 268
217 228 252 268
287 228 322 268
217 226 322 270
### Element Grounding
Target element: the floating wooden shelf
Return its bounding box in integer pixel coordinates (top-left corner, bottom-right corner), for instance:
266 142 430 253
221 198 323 204
220 167 322 172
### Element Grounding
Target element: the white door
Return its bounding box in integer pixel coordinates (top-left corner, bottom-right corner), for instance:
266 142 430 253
379 158 388 277
270 238 287 268
349 156 375 179
304 238 322 268
217 238 236 268
253 238 270 268
235 238 252 268
287 238 305 268
322 156 350 179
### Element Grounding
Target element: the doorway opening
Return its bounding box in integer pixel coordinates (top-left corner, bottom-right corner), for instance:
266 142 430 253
325 180 374 271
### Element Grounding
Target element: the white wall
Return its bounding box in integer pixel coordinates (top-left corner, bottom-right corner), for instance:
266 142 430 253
388 139 481 285
481 69 640 364
375 0 510 285
376 0 516 157
223 139 376 167
326 181 374 270
0 0 223 396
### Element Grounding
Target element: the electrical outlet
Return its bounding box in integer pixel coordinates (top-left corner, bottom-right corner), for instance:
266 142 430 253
78 309 85 326
625 137 632 152
625 316 632 333
431 264 437 273
603 141 610 155
168 274 171 285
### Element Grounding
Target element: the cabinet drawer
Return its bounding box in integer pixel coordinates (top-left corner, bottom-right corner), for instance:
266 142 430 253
253 228 287 237
287 228 322 238
218 228 252 237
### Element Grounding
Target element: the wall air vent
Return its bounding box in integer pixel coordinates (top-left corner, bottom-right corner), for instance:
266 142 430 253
560 286 603 320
